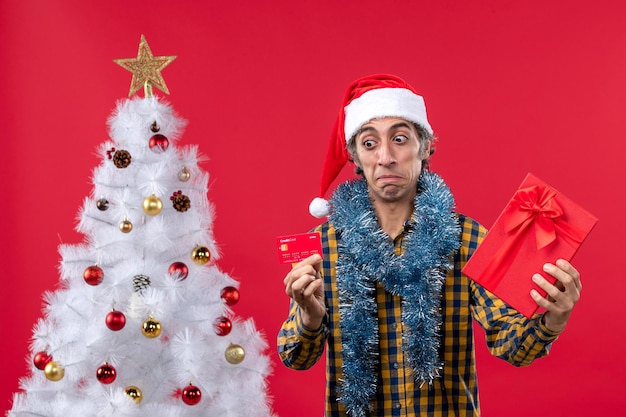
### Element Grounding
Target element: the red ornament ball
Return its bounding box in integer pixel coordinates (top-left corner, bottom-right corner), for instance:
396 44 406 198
149 134 169 152
182 384 202 406
168 262 189 280
105 310 126 331
214 316 232 336
220 286 240 306
96 363 117 384
33 351 53 370
83 265 104 286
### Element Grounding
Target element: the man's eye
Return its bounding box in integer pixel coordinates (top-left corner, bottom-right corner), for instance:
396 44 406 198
393 135 408 143
363 140 375 148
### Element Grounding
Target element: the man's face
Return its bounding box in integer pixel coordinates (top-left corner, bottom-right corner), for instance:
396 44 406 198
353 117 428 206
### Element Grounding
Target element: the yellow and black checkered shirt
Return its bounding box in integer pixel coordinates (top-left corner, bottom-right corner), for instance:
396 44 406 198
277 214 561 416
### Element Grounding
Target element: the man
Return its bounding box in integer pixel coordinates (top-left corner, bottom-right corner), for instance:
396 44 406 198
277 74 581 417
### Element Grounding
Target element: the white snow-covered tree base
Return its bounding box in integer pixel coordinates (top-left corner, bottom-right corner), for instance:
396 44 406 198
8 97 275 417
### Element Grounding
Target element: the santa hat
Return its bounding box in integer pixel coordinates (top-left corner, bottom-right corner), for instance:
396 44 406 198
309 74 433 218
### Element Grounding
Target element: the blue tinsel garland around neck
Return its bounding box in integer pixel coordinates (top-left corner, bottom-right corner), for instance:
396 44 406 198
328 171 461 417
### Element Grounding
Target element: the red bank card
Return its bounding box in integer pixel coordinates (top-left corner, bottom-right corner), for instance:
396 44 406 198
276 232 322 264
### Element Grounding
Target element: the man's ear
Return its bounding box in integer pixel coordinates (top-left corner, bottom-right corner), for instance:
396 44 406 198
421 142 432 160
348 156 364 175
348 151 361 168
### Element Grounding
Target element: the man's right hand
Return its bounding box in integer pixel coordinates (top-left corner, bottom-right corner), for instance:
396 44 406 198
283 254 326 329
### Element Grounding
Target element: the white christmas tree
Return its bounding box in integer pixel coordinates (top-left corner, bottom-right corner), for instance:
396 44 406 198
8 36 274 417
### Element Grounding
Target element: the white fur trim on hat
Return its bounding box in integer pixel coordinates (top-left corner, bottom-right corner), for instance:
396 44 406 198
343 87 432 141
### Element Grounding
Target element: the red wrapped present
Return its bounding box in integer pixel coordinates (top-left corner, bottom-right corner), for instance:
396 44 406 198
462 173 598 318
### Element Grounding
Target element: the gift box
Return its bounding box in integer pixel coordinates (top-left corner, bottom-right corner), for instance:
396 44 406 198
462 173 598 319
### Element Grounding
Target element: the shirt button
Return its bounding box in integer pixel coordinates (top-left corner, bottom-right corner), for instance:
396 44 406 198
394 403 402 409
392 322 397 329
393 362 400 369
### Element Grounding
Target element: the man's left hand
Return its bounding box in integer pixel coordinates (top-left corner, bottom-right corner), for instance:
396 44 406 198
530 259 582 333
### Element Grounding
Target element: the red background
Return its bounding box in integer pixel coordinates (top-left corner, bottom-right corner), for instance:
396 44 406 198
1 1 623 415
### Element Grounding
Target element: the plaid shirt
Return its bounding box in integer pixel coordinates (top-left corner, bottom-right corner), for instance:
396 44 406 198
277 214 561 416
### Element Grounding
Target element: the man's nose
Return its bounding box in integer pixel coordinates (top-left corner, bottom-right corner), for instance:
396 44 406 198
377 142 395 166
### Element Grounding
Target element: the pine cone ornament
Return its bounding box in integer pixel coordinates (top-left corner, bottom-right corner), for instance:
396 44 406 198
113 149 132 168
171 190 191 212
132 274 151 293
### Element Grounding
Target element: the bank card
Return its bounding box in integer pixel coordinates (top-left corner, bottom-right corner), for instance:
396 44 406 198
276 232 322 264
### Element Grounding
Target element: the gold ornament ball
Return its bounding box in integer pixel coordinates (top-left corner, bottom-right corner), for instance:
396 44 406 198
125 386 143 404
44 361 65 381
142 318 162 338
142 195 163 216
225 344 246 365
191 246 211 265
178 166 190 182
119 219 133 233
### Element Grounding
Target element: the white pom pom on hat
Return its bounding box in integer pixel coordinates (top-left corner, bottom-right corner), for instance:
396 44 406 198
309 197 330 219
309 74 433 218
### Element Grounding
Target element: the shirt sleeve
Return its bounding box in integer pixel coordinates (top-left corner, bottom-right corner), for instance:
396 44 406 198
277 299 328 370
459 214 560 366
471 282 560 366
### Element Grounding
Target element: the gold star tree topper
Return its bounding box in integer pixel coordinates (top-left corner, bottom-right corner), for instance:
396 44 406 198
114 35 176 97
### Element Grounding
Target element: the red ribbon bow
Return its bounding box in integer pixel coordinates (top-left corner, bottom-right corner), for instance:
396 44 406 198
503 185 564 250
